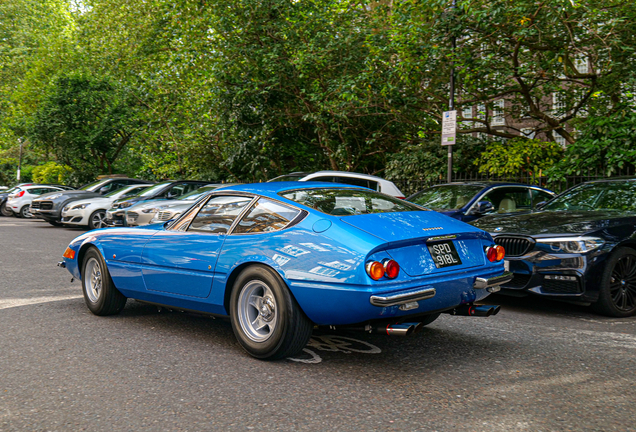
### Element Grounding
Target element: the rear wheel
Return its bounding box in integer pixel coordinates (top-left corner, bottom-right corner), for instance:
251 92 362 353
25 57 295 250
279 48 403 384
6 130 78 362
230 265 313 360
0 202 11 217
19 205 32 219
81 247 127 316
88 210 107 229
48 220 62 226
593 247 636 317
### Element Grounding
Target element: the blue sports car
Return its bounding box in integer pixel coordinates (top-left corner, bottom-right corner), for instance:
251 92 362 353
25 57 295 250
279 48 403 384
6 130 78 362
59 182 511 360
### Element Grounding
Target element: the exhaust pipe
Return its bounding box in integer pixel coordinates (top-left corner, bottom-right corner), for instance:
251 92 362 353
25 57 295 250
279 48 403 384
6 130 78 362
318 322 423 336
446 304 501 317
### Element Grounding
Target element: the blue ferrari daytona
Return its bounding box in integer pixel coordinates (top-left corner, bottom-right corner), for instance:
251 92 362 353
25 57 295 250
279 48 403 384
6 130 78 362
59 182 511 359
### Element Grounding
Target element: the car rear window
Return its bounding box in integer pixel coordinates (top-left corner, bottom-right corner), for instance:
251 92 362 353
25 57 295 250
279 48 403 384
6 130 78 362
280 188 423 216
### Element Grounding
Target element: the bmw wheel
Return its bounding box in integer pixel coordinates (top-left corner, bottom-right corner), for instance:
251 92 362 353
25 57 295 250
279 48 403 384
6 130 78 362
594 247 636 317
230 265 313 360
81 247 127 316
88 210 107 229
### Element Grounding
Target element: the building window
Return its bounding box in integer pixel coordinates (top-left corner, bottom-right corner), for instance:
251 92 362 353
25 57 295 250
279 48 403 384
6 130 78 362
574 55 588 74
461 106 473 128
491 99 505 126
521 128 535 139
554 134 567 147
552 93 566 119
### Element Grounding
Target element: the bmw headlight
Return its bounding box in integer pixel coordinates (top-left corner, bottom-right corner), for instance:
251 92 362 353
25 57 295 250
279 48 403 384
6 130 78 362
71 203 88 210
537 236 605 253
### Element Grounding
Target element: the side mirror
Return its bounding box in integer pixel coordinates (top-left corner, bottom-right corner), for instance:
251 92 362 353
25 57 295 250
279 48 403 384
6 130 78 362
535 201 547 209
98 186 110 195
469 201 494 215
166 192 177 199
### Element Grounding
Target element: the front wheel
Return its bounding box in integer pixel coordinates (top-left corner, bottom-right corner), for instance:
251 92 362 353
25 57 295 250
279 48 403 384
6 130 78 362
81 247 127 316
88 210 107 229
593 247 636 317
230 265 313 360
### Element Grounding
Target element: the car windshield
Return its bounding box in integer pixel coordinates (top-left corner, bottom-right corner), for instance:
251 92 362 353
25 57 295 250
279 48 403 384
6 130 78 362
280 188 423 216
104 185 150 198
79 179 107 191
543 181 636 212
138 182 172 197
408 185 484 210
180 186 219 201
269 174 306 182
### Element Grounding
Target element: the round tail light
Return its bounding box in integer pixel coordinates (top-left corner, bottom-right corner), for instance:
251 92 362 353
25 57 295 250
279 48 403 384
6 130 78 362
366 261 385 280
495 245 505 261
486 246 497 262
383 259 400 279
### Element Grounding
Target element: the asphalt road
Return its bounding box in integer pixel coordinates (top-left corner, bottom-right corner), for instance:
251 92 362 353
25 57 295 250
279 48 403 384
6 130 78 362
1 217 635 431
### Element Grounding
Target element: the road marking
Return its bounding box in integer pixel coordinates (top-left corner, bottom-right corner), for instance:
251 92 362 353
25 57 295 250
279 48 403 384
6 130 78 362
287 335 382 363
0 294 83 310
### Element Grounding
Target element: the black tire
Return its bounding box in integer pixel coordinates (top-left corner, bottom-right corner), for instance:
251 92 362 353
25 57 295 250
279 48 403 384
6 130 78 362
230 265 313 360
81 247 127 316
593 247 636 317
19 205 32 219
0 202 11 217
88 210 107 230
419 312 441 327
48 220 62 226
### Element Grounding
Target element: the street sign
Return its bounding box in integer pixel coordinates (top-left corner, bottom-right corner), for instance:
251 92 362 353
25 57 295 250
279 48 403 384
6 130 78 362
441 110 457 146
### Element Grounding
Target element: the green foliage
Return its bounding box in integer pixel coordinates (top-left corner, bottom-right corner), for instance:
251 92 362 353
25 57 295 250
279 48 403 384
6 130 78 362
26 73 139 183
31 161 73 184
547 104 636 178
475 138 564 177
385 135 488 194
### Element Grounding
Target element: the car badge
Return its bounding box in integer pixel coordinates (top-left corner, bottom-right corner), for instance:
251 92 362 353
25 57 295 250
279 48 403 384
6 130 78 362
494 227 503 232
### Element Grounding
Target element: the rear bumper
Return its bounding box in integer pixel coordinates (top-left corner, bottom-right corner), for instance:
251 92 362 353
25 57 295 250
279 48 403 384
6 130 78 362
474 271 513 290
290 266 505 325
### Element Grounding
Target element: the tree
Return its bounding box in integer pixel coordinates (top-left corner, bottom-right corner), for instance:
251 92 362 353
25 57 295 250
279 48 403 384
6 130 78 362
27 73 139 183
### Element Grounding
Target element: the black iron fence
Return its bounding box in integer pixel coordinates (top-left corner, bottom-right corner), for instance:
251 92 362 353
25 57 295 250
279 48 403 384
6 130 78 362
392 167 636 197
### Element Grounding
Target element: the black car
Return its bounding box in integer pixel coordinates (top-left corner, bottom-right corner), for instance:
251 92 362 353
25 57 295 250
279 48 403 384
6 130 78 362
31 177 147 226
105 180 210 226
472 178 636 317
407 182 556 223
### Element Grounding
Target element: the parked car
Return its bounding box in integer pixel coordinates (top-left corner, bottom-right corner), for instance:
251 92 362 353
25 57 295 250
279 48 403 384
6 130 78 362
472 178 636 317
31 177 147 226
105 180 210 226
407 182 556 222
6 185 67 218
129 183 238 226
1 183 33 216
60 184 154 229
59 182 510 360
274 171 405 198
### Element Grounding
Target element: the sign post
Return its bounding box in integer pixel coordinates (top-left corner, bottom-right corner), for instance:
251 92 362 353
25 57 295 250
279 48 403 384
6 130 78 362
442 110 456 183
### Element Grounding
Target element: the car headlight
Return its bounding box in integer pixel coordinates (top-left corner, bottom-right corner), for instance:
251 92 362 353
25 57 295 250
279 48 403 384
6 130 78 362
120 201 134 208
62 206 70 212
71 204 88 210
537 236 605 253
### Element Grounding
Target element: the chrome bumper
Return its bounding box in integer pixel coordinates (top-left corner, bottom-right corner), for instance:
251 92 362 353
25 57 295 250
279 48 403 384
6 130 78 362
370 287 436 307
474 271 513 291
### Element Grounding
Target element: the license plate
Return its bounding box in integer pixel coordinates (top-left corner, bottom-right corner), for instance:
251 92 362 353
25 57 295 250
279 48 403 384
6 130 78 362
427 241 462 269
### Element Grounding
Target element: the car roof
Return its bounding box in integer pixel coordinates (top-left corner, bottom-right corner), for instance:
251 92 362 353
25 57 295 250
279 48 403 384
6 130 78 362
302 171 387 181
425 181 554 190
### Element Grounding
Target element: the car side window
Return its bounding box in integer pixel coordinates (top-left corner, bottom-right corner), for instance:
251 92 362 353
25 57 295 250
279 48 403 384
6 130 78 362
337 177 379 190
310 176 338 183
234 198 300 234
480 188 531 213
531 190 553 207
188 196 253 234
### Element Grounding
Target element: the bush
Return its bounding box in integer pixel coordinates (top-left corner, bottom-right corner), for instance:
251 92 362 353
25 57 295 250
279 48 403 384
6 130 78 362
31 161 73 185
475 137 563 177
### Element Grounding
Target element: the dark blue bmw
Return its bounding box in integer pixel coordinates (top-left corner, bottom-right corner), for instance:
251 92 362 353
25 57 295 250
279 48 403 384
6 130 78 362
472 178 636 317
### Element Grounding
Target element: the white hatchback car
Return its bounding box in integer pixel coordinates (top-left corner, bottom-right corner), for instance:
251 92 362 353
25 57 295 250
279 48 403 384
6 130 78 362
61 183 154 229
297 171 405 198
7 185 66 218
